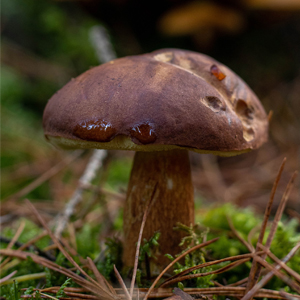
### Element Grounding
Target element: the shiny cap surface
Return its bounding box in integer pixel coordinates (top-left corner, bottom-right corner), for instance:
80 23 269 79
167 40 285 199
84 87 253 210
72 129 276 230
43 49 268 155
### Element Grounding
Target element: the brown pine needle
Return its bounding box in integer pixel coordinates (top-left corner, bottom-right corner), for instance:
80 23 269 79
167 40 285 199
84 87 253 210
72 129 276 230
24 200 115 299
247 224 260 250
0 248 114 300
279 290 300 300
6 150 82 201
19 231 48 251
143 237 219 300
245 157 289 295
21 287 300 300
258 243 300 283
226 215 254 253
249 170 298 292
0 270 17 285
227 277 249 287
173 287 194 300
161 258 250 287
0 220 26 267
129 287 300 299
130 184 157 298
161 252 263 286
253 255 300 294
87 257 117 296
114 265 131 300
265 170 298 249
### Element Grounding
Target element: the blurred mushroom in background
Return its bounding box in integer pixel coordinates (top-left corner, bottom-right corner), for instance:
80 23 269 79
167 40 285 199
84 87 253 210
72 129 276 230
158 1 245 49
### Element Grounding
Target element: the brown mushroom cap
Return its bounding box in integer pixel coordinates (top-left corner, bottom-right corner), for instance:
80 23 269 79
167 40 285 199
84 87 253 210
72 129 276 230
43 48 268 156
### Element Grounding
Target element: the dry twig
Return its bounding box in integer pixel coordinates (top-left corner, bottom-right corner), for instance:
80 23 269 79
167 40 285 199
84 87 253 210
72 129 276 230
54 150 107 238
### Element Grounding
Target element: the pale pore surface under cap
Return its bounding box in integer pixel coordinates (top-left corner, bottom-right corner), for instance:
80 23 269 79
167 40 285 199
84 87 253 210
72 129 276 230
48 135 250 157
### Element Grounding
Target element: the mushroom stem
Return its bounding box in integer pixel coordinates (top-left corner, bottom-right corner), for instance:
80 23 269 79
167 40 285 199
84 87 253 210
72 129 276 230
123 149 194 271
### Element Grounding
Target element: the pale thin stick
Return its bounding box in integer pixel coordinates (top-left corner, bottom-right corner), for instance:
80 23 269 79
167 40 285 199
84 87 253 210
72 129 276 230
246 157 286 293
114 265 131 300
89 26 117 64
55 149 107 237
54 25 116 238
6 150 82 200
241 241 300 300
130 185 157 298
143 237 219 300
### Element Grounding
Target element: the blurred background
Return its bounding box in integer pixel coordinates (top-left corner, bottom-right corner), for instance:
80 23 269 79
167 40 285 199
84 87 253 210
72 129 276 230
1 0 300 227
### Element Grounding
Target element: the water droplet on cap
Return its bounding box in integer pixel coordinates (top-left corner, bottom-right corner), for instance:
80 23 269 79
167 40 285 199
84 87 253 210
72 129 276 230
130 123 157 144
73 119 116 142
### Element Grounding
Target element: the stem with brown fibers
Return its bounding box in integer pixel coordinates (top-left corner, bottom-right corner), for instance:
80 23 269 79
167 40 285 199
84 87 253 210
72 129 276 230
123 150 194 270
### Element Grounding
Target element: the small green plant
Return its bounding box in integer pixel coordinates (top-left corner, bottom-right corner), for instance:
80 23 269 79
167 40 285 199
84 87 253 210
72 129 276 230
96 237 123 281
139 231 161 262
56 278 72 298
135 232 161 286
5 281 20 300
166 224 219 288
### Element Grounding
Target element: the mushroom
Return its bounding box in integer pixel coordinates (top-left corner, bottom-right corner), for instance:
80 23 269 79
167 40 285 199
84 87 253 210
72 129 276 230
43 48 268 271
158 2 244 37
